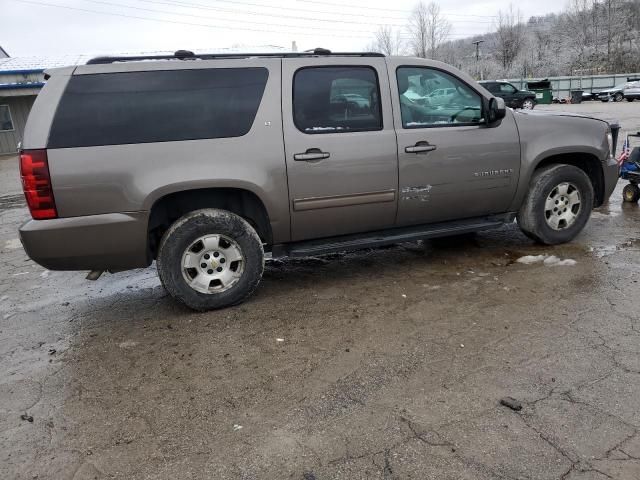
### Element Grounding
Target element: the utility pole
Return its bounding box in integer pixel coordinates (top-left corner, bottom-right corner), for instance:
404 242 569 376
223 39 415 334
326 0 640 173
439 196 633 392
472 40 485 80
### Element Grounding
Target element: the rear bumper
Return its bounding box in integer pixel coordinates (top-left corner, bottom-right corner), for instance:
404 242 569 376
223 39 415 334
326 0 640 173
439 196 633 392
19 211 151 271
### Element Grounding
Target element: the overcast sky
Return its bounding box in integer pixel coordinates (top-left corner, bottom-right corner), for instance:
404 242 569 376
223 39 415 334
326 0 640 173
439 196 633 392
2 0 567 57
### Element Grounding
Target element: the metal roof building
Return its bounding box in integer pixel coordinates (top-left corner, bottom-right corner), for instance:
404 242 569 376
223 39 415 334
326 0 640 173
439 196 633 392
0 52 96 154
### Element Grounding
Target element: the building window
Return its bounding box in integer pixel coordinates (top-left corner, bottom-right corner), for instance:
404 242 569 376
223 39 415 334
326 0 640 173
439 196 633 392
293 66 383 134
0 105 14 132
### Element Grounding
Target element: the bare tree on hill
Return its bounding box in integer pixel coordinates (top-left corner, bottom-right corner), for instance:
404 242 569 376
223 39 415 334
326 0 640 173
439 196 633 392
495 4 525 71
407 1 451 59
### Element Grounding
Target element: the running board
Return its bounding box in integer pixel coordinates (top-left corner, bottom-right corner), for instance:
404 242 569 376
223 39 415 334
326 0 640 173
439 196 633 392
272 213 515 258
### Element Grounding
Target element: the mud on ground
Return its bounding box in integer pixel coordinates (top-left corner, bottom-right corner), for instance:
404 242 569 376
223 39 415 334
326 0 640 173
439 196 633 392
2 102 640 479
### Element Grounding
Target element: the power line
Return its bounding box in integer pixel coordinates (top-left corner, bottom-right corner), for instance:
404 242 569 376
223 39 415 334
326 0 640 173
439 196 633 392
141 0 413 21
134 0 496 25
81 0 385 33
11 0 489 40
9 0 374 37
296 0 499 18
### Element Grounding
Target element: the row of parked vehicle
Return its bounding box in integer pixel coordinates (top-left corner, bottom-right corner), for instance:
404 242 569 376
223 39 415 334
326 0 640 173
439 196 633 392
475 77 640 108
582 77 640 102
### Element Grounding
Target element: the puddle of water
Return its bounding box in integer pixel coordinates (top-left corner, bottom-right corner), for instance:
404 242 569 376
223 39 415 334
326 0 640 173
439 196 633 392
589 239 640 258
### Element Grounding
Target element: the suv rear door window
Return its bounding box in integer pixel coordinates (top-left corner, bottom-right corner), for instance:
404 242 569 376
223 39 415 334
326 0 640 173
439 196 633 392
293 66 382 134
48 67 268 148
396 67 483 128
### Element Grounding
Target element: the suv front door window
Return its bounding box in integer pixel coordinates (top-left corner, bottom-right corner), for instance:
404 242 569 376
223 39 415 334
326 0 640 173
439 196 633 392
397 67 483 128
390 62 522 226
499 83 517 94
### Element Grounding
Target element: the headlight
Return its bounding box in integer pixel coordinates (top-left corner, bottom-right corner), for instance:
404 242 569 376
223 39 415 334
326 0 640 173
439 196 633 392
606 128 614 158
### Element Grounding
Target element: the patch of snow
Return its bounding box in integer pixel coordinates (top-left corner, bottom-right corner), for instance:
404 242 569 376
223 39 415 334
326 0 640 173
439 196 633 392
40 270 50 278
516 254 576 267
4 238 22 250
233 424 243 431
118 340 138 349
543 256 577 267
276 338 285 342
305 126 345 132
516 255 547 265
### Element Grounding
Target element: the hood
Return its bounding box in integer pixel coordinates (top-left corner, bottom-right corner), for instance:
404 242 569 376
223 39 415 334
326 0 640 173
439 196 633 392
514 109 611 125
597 87 621 94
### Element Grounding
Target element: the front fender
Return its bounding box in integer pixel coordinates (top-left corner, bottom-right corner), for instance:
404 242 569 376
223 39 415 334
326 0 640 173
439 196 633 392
509 111 610 211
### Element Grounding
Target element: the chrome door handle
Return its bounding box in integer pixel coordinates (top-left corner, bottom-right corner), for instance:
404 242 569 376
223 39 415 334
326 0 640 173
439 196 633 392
405 143 437 154
294 148 330 161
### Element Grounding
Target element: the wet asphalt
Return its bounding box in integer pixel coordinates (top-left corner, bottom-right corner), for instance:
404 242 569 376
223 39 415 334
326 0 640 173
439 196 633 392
1 102 640 480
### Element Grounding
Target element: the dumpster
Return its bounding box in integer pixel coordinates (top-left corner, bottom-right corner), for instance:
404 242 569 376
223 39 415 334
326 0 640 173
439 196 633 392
526 79 553 105
570 90 584 104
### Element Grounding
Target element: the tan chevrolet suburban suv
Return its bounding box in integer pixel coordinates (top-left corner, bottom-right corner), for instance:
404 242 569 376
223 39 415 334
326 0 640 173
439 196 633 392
18 49 619 310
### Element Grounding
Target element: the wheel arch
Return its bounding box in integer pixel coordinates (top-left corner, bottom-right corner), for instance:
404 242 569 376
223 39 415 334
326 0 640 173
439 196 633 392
532 152 605 206
147 187 273 259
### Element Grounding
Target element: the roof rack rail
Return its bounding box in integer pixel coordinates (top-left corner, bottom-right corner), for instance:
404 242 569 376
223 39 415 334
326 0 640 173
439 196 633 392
86 48 385 65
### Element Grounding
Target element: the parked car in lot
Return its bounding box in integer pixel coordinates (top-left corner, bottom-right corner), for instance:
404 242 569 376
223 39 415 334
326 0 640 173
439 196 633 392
19 50 619 310
623 81 640 102
478 80 537 109
596 83 627 102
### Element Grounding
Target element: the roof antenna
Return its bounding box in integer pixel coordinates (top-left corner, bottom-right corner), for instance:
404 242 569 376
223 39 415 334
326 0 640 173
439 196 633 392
174 50 195 60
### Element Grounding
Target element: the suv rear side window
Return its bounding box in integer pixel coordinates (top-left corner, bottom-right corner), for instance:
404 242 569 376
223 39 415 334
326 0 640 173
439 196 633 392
48 68 268 148
293 66 382 134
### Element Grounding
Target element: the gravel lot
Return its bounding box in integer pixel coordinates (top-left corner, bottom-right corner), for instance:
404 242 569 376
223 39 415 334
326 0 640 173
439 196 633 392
1 102 640 480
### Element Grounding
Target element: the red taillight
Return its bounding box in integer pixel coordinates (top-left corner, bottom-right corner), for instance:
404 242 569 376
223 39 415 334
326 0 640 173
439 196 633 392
19 149 57 220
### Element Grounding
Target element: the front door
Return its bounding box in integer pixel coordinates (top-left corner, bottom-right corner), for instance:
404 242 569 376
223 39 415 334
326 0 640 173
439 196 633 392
389 61 521 226
282 58 398 241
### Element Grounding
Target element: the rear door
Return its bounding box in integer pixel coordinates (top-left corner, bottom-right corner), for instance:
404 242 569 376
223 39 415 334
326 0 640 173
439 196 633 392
282 57 398 241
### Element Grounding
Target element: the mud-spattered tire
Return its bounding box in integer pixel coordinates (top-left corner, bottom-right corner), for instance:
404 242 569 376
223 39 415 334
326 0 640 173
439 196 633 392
157 209 264 311
623 183 640 203
517 164 594 245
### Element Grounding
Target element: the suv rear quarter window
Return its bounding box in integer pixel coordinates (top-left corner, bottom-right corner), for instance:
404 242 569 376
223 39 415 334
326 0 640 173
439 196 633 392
48 67 269 148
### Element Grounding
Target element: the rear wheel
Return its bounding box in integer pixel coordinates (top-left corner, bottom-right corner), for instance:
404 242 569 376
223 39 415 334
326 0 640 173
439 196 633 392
517 164 594 245
627 98 636 102
614 92 623 102
623 184 640 203
157 209 264 311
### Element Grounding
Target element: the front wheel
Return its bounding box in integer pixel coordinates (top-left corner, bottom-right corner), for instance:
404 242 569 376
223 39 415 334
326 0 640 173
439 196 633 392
623 184 640 203
522 99 535 110
614 92 624 102
157 209 264 311
517 164 594 245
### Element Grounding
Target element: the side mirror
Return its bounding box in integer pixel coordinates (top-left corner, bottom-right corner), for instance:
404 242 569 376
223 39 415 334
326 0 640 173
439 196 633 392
487 97 506 124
